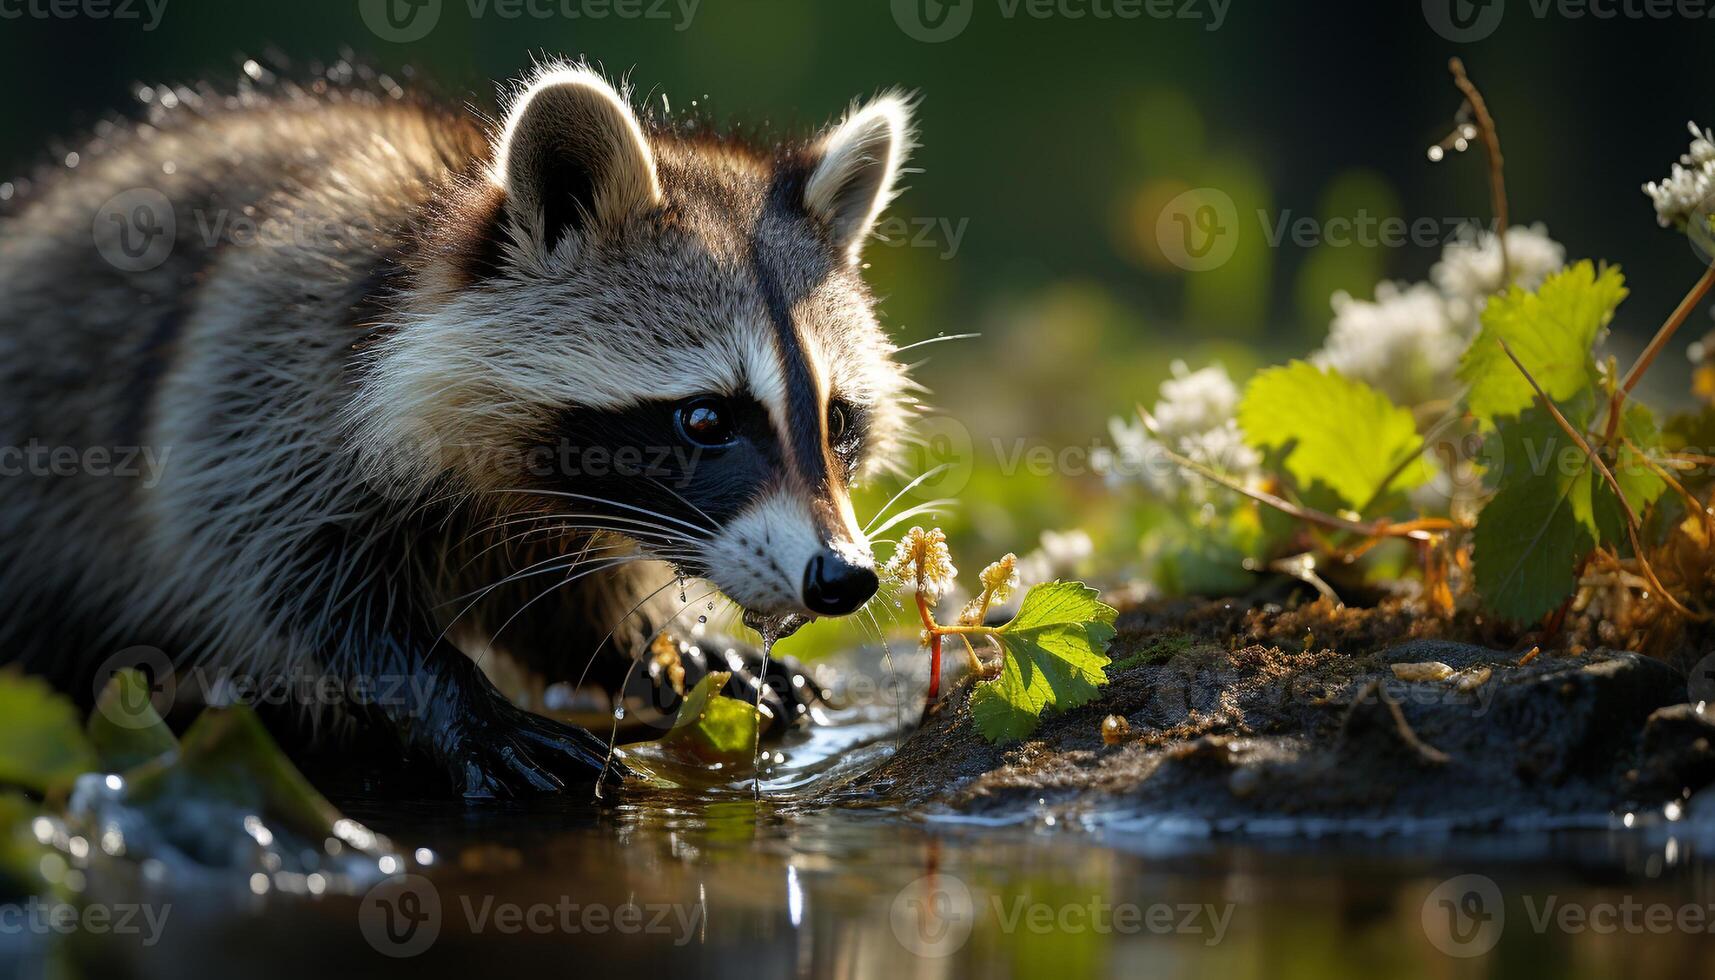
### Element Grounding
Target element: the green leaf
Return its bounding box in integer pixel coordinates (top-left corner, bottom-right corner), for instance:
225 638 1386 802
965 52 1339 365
0 671 98 792
651 672 761 765
1458 261 1628 425
0 792 57 902
88 668 178 772
1472 409 1595 623
971 582 1118 742
1237 360 1427 508
1580 402 1668 552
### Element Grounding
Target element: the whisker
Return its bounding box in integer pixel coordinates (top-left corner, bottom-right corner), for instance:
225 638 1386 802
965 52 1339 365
646 476 721 534
865 499 959 540
891 332 981 355
486 488 714 539
484 556 657 648
861 464 952 535
572 576 683 691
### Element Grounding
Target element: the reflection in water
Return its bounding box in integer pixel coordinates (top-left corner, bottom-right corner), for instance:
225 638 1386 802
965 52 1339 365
11 665 1715 980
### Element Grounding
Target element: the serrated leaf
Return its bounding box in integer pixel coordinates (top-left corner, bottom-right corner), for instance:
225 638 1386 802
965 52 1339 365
1458 261 1627 425
971 582 1117 742
0 671 98 792
1473 410 1594 622
1236 360 1427 508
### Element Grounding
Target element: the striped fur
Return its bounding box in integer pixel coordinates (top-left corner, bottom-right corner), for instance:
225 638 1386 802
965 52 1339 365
0 60 918 780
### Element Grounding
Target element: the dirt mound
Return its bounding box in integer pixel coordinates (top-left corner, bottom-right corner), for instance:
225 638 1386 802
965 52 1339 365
855 598 1713 827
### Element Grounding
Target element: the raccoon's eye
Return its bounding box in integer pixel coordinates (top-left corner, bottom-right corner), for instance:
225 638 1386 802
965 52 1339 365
827 400 854 446
675 397 738 448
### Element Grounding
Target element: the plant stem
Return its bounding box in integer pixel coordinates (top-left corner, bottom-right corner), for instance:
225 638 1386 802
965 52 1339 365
1148 422 1455 541
915 594 943 701
1449 57 1509 280
1497 338 1705 620
1605 260 1715 441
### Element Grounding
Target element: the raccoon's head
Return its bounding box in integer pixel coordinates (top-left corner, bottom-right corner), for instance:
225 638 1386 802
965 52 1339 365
355 65 917 621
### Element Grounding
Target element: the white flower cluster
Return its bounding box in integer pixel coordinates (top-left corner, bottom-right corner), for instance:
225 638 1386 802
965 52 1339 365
1311 223 1564 406
1015 528 1093 588
1098 361 1261 502
1643 121 1715 230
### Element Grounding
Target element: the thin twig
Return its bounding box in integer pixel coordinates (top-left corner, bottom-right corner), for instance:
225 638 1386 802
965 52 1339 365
1449 58 1508 280
1142 407 1451 541
1496 338 1704 619
1626 436 1715 540
1605 260 1715 441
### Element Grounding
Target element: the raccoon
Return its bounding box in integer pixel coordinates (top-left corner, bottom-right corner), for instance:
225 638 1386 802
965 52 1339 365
0 61 917 797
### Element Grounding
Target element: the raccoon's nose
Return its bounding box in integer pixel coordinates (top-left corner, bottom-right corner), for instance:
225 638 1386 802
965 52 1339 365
801 550 879 616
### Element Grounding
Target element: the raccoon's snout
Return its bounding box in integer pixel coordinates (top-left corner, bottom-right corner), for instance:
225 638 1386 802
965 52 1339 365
801 549 878 616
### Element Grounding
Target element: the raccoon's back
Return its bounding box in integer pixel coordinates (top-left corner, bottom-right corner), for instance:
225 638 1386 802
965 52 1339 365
0 87 487 449
0 85 488 671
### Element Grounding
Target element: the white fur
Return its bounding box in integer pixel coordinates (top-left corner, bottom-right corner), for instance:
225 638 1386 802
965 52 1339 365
805 94 916 263
491 65 662 238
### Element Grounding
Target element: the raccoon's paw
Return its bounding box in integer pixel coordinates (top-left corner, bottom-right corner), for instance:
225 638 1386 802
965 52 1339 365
678 644 826 735
448 696 629 799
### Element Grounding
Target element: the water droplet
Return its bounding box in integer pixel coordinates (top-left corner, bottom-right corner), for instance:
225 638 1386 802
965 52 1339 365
1427 145 1445 162
1453 137 1470 152
697 615 707 624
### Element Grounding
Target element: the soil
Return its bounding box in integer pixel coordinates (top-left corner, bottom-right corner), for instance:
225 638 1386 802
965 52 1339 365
853 596 1715 827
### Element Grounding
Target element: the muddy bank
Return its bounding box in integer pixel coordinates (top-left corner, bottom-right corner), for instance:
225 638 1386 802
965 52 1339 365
854 598 1715 827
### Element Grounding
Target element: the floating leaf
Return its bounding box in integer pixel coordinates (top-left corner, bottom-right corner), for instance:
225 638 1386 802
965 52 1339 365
648 672 761 766
971 581 1118 742
1458 261 1628 425
1237 360 1427 508
0 671 97 792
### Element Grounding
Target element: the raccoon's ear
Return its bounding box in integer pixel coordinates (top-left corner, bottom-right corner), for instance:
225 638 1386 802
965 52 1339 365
804 94 914 264
494 68 662 251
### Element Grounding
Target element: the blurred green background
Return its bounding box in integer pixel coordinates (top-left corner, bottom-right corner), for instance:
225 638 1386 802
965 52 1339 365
2 0 1711 649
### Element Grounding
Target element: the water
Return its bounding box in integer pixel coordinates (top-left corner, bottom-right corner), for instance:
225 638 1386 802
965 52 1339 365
11 650 1715 979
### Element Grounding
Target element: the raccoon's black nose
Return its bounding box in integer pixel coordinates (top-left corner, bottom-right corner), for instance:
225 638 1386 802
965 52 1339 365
802 550 879 616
